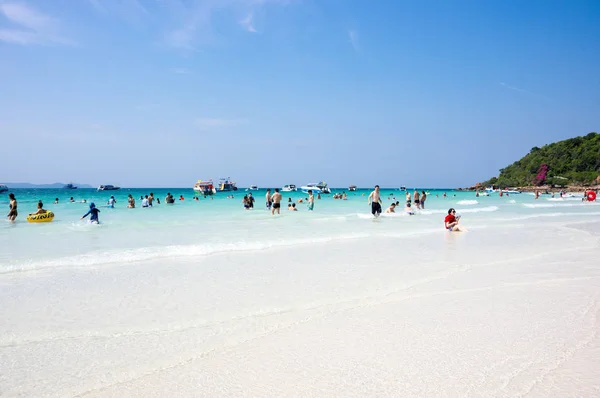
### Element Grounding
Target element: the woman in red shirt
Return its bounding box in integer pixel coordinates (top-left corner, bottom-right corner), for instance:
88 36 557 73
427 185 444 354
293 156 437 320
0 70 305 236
444 208 463 232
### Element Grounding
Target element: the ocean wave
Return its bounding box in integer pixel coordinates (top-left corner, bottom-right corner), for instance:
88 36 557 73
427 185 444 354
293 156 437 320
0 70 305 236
500 211 600 221
0 234 370 274
523 202 599 208
456 200 479 205
421 206 499 215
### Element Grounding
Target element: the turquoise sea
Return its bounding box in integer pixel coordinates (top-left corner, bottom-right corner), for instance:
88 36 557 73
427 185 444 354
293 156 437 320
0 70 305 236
1 187 597 273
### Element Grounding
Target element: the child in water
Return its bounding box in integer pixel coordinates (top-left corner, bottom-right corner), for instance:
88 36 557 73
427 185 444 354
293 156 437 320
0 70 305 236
81 202 100 224
30 201 47 215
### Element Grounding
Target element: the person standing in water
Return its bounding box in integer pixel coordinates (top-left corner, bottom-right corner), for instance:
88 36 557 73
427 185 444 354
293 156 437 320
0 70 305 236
128 194 135 208
7 193 17 221
271 188 282 215
307 190 314 211
420 191 427 209
368 185 383 217
107 195 116 208
81 202 100 224
265 189 272 210
413 190 420 209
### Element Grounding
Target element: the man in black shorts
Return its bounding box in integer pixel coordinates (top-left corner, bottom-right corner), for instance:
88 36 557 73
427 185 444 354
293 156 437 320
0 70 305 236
271 188 282 215
368 185 382 217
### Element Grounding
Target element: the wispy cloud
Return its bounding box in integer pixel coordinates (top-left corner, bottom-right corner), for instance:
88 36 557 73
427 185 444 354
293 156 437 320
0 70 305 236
0 2 72 45
162 0 297 51
239 13 257 33
499 82 530 93
348 29 359 52
172 67 190 74
195 118 248 129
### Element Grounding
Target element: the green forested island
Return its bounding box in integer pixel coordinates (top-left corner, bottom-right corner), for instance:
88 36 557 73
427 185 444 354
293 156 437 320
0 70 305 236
483 132 600 188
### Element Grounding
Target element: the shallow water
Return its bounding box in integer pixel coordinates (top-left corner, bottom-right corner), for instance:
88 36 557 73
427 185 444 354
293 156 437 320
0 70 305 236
1 188 596 273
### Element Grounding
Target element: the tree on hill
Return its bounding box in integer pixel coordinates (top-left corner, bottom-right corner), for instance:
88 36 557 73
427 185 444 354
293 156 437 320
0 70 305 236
483 132 600 187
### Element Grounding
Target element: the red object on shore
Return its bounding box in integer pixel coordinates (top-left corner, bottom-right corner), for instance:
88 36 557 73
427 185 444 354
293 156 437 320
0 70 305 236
587 191 597 201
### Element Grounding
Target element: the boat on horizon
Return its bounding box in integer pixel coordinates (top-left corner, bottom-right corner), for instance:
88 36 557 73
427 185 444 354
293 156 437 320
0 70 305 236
348 185 357 191
282 184 297 192
193 180 216 195
248 185 259 191
217 177 238 192
0 184 8 193
63 183 78 189
97 185 120 191
300 182 331 194
400 186 406 191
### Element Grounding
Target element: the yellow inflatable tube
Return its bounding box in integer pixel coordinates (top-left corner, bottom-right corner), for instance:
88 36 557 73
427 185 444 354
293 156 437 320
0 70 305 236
27 211 55 223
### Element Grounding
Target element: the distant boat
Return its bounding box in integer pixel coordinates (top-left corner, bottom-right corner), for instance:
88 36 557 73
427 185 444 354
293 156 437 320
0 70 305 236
300 182 331 194
193 180 216 195
248 185 259 191
63 183 78 189
399 186 406 191
348 185 357 191
282 184 297 192
97 185 120 191
0 184 8 193
217 177 238 192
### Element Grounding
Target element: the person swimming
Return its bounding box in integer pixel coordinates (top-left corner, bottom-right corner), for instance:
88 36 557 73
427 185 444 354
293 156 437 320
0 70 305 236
81 202 100 224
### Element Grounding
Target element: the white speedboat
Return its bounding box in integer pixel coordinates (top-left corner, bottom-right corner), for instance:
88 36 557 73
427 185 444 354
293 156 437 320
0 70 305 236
98 185 120 191
193 180 216 195
399 186 406 191
348 185 357 191
0 184 8 193
300 181 331 194
248 185 259 191
282 184 297 192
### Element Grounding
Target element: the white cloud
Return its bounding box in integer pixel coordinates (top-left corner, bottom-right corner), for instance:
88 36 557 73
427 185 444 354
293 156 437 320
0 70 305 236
163 0 297 50
499 82 528 93
240 13 257 33
172 67 190 74
0 2 72 45
195 118 248 129
348 29 359 52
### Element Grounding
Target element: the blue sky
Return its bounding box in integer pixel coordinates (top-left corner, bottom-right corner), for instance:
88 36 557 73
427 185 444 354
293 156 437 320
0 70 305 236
1 0 599 188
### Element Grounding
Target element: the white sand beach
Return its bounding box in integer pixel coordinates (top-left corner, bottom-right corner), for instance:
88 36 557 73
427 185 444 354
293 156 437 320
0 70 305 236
2 218 599 397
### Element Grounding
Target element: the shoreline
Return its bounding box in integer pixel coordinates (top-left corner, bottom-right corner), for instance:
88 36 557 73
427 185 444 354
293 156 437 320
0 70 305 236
461 184 600 193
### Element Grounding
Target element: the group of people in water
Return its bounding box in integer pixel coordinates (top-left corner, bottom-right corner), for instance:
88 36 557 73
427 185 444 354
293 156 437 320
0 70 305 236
367 186 464 231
